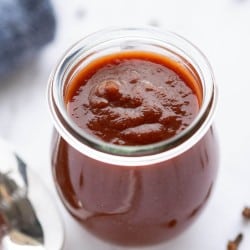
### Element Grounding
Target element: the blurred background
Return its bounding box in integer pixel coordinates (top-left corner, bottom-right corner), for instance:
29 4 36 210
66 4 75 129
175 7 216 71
0 0 250 249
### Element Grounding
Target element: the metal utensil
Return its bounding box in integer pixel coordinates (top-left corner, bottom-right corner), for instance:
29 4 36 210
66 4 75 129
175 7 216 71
0 139 64 250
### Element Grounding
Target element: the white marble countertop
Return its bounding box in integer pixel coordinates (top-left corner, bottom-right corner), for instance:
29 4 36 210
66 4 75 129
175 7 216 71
1 0 250 249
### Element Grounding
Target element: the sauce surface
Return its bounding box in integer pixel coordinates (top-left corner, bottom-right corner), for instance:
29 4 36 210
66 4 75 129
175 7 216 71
65 51 201 145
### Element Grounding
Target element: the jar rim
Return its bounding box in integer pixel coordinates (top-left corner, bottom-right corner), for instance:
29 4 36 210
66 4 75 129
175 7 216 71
48 26 217 166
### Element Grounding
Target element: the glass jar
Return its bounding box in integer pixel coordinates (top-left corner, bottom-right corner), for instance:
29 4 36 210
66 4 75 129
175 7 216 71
48 27 219 246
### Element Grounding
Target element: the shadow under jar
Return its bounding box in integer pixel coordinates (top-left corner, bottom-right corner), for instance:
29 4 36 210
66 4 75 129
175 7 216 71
48 27 219 247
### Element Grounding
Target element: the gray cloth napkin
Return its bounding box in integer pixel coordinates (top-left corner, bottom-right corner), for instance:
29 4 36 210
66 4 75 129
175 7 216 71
0 0 56 77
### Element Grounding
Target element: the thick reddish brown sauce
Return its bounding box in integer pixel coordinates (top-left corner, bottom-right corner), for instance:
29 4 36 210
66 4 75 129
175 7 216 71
65 51 201 145
52 51 218 246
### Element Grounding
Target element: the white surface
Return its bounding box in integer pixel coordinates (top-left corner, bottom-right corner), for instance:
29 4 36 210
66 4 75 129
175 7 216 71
0 0 250 249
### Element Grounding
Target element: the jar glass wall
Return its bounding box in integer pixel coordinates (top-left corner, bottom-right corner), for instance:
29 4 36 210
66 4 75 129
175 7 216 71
48 27 219 246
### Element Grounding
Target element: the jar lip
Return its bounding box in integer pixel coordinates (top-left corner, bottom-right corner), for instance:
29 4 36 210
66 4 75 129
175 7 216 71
48 26 217 166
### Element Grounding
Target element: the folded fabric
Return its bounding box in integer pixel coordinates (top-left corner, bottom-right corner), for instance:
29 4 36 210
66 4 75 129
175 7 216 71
0 0 56 77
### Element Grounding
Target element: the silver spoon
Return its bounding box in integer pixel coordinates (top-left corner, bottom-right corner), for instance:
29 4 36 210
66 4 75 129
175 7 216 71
0 139 64 250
